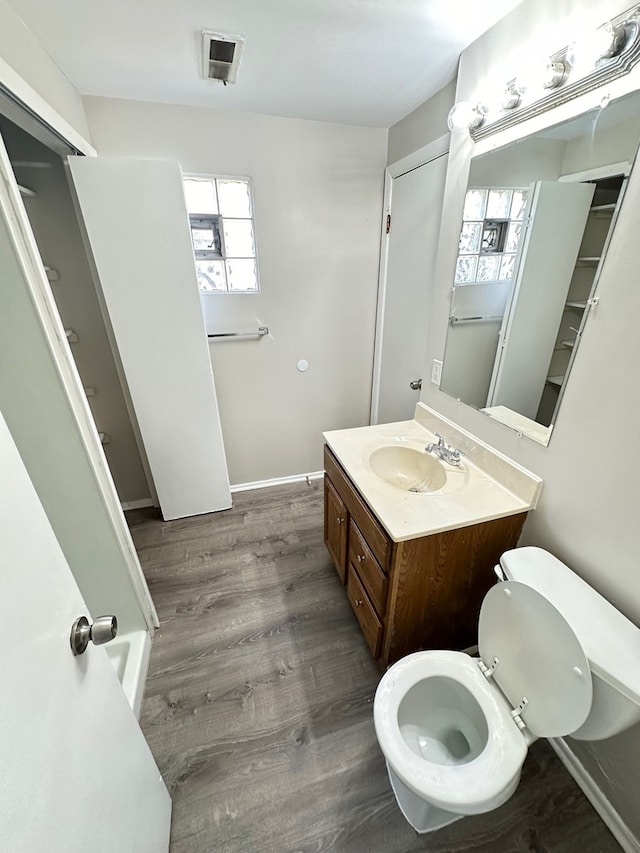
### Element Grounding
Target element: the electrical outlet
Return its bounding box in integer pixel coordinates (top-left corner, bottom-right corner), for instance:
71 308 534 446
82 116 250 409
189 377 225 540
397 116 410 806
431 359 443 386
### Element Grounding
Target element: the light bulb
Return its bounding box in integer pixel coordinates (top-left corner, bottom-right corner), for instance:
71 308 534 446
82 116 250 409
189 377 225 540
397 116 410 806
447 101 487 133
514 59 566 97
566 22 626 72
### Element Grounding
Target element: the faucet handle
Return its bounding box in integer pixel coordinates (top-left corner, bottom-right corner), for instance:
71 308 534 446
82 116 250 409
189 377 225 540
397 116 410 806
434 432 446 447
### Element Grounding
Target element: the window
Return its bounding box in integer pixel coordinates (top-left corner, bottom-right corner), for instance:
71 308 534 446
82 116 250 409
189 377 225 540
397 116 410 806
454 188 528 285
183 175 259 293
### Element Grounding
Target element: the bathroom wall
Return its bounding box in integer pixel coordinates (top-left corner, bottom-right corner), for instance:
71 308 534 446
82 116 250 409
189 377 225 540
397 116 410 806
83 96 388 486
0 0 90 141
387 79 456 165
561 114 640 175
389 0 640 840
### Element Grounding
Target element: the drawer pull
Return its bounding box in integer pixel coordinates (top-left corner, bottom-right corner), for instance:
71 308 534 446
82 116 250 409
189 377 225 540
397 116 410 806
355 599 363 607
336 517 344 524
357 554 365 563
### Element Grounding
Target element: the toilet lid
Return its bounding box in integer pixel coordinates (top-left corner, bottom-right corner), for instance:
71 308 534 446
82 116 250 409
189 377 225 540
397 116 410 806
478 581 592 737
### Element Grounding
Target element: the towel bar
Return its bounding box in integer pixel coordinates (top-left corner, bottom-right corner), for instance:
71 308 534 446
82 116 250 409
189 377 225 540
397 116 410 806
449 315 502 326
208 325 269 341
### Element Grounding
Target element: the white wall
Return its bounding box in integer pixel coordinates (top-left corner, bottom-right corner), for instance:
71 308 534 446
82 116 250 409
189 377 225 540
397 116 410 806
0 0 90 142
561 114 640 174
391 0 640 839
387 79 456 166
83 97 388 486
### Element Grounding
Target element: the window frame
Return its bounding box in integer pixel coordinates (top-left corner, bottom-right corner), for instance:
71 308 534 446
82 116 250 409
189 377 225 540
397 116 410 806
183 172 260 295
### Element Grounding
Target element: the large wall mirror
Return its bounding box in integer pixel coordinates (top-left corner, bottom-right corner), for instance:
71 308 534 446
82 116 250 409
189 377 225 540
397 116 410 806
440 90 640 445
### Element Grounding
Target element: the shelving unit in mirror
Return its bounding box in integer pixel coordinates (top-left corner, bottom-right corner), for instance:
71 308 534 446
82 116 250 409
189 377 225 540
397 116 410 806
539 173 626 426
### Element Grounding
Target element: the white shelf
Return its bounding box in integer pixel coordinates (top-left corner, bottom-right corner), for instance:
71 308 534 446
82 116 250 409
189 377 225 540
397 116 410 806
18 184 36 198
561 339 576 348
566 300 587 310
576 256 600 265
547 375 565 387
590 203 616 212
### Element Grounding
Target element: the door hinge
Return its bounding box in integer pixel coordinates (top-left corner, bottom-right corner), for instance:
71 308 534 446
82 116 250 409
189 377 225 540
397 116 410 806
386 213 391 234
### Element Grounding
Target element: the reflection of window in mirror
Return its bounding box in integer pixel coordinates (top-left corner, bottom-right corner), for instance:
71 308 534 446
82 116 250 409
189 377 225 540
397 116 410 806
455 188 528 285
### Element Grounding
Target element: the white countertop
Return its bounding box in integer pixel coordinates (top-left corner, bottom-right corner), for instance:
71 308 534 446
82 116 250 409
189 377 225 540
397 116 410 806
323 404 542 543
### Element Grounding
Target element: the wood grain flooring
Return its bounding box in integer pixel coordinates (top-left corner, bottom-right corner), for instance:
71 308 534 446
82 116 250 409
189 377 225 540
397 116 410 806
128 481 620 853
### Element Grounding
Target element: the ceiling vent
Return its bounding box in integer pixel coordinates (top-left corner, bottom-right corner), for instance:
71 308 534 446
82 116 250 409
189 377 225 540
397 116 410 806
201 30 245 84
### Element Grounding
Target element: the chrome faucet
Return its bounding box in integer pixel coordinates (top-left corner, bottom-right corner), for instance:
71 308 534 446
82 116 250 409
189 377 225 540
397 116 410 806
425 433 465 466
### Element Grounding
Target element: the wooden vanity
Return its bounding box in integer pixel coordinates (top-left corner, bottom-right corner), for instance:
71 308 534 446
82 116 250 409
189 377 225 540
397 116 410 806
324 444 528 668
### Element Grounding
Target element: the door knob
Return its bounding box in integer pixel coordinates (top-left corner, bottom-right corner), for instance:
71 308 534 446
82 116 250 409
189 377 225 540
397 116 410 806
409 379 422 390
70 615 118 656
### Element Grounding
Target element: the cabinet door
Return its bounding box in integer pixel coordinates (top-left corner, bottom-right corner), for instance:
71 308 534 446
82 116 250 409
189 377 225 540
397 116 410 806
324 475 347 583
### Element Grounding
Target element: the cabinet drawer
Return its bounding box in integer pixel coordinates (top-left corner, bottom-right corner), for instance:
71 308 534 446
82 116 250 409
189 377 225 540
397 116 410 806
348 520 388 617
347 564 382 659
324 445 391 570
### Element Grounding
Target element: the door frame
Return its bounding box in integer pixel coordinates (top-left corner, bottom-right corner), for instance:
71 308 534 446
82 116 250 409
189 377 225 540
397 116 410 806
370 133 450 424
0 65 158 632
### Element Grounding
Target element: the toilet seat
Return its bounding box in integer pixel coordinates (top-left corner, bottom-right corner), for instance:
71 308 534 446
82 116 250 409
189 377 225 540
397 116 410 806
374 650 528 814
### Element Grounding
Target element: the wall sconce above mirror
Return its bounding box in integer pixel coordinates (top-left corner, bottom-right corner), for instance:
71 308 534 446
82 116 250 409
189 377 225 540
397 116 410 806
447 5 640 139
439 88 640 445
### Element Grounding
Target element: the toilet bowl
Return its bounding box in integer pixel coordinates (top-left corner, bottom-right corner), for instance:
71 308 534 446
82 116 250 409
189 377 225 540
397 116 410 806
373 547 640 833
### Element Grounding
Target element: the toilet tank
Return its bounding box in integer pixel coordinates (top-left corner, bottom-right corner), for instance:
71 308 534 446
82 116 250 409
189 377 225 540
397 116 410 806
500 547 640 740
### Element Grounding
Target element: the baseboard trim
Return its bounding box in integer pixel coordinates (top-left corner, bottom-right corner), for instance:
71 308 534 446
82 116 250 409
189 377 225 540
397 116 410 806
549 737 640 852
121 498 155 511
230 471 324 494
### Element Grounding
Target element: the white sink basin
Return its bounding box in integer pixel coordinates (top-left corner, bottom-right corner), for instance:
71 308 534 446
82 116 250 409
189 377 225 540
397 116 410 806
369 445 447 493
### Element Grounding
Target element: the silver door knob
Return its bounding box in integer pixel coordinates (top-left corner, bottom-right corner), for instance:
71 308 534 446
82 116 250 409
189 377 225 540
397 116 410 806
409 379 422 390
70 615 118 656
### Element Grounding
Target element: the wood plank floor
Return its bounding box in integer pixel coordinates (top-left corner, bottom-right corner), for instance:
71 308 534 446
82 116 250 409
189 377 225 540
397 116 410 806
128 481 620 853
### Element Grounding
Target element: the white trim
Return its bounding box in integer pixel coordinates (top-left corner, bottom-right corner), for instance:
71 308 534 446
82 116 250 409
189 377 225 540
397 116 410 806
549 737 640 853
387 135 450 180
370 134 450 424
131 631 152 720
559 161 632 182
121 498 155 512
0 57 95 156
0 136 159 632
230 471 324 494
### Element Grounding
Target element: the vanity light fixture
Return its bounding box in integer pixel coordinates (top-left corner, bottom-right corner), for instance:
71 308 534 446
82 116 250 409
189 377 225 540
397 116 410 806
566 20 630 71
447 4 640 140
447 101 488 132
540 60 568 89
501 86 521 110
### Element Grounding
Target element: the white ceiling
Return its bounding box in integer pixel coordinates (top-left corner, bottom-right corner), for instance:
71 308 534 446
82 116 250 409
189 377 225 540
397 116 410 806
7 0 525 128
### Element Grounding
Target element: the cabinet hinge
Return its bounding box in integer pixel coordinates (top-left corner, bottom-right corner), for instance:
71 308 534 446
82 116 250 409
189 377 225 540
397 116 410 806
386 213 391 234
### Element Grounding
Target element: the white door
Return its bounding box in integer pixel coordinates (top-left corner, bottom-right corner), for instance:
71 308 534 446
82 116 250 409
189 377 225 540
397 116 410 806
488 180 595 418
0 408 171 852
372 140 449 424
68 157 231 520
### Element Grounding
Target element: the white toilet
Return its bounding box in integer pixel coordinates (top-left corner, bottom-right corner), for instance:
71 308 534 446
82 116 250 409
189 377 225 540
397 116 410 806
373 546 640 833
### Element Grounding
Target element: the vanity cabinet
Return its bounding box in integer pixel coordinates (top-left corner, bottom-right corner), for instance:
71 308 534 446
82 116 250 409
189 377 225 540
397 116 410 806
324 445 527 668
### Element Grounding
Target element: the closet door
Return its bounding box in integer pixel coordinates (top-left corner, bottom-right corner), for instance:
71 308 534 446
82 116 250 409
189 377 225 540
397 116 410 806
68 157 231 519
487 180 595 419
